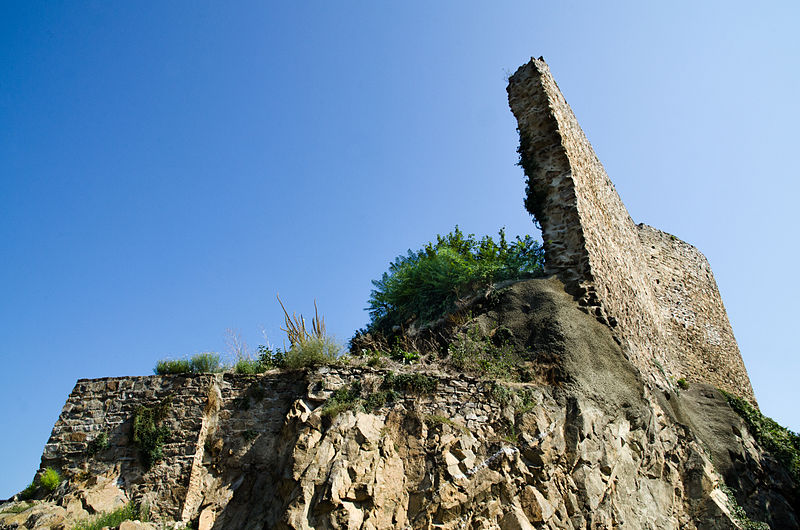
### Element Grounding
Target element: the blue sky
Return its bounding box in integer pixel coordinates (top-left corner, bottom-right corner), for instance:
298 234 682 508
2 2 798 498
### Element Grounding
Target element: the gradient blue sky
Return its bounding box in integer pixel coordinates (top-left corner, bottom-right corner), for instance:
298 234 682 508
2 2 798 498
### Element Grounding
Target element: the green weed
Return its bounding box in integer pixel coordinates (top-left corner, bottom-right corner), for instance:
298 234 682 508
721 390 800 484
449 327 522 380
39 468 60 492
284 336 341 369
154 359 192 375
71 502 149 530
133 396 172 468
189 352 223 373
154 353 223 375
233 358 266 374
87 432 109 456
718 484 769 530
382 372 437 394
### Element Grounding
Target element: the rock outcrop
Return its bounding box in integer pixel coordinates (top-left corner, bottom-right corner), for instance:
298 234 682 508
2 279 796 529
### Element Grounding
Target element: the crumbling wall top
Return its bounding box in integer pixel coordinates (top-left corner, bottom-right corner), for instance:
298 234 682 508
507 57 755 403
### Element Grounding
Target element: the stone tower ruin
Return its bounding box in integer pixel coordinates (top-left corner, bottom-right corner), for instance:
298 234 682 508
507 57 755 403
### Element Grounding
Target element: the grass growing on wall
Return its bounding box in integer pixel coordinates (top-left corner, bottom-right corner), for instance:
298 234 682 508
154 353 223 375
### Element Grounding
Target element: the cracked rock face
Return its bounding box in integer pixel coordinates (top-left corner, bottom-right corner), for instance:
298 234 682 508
5 278 796 530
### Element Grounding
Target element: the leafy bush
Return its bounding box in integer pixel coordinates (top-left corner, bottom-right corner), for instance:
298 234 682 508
257 344 286 369
320 380 398 418
233 358 266 374
367 227 544 332
87 431 109 456
677 378 689 390
721 390 800 484
284 336 340 369
39 468 60 492
154 359 192 375
321 381 363 418
382 372 437 394
189 352 223 373
154 353 223 375
72 502 150 530
133 396 172 468
18 481 37 500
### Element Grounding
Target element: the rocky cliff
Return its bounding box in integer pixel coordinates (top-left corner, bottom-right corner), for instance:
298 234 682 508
1 279 797 529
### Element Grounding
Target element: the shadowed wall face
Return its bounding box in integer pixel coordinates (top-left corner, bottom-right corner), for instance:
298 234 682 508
507 58 755 403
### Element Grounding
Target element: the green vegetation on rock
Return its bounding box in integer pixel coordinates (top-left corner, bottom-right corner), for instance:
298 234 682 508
133 396 172 468
154 353 223 375
284 336 341 369
721 390 800 484
87 431 109 457
39 468 61 492
367 227 544 332
449 326 523 381
71 501 149 530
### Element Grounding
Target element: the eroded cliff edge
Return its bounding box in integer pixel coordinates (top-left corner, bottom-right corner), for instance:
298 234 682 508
3 278 796 529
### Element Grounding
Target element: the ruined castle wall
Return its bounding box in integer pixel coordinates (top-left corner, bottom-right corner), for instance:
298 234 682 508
38 373 305 519
638 225 754 396
507 58 755 402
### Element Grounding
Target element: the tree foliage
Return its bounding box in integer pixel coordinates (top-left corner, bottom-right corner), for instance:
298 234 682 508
367 227 544 332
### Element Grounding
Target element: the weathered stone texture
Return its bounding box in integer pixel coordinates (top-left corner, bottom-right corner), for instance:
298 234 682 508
507 57 755 403
18 364 794 529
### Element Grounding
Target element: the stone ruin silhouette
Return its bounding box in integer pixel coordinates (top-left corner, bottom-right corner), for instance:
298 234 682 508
507 57 755 403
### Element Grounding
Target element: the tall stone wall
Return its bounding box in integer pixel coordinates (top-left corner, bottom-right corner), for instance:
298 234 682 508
507 57 755 403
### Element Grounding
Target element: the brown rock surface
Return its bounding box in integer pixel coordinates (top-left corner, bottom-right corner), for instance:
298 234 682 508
7 278 794 529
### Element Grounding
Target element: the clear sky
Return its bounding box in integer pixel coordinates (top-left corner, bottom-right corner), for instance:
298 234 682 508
2 1 798 498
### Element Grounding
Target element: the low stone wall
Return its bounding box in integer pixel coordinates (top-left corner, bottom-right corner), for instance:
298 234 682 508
36 369 504 521
507 57 755 403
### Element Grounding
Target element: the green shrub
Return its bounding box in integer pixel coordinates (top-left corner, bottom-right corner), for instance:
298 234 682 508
133 396 172 468
39 468 60 492
87 431 109 456
721 390 800 484
677 378 689 390
320 381 398 419
233 358 266 374
284 336 340 369
367 227 544 332
321 381 363 418
154 353 223 375
72 502 150 530
257 345 286 369
16 467 61 499
719 484 769 530
382 372 437 394
389 347 420 365
18 481 36 500
154 359 192 375
189 352 223 373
